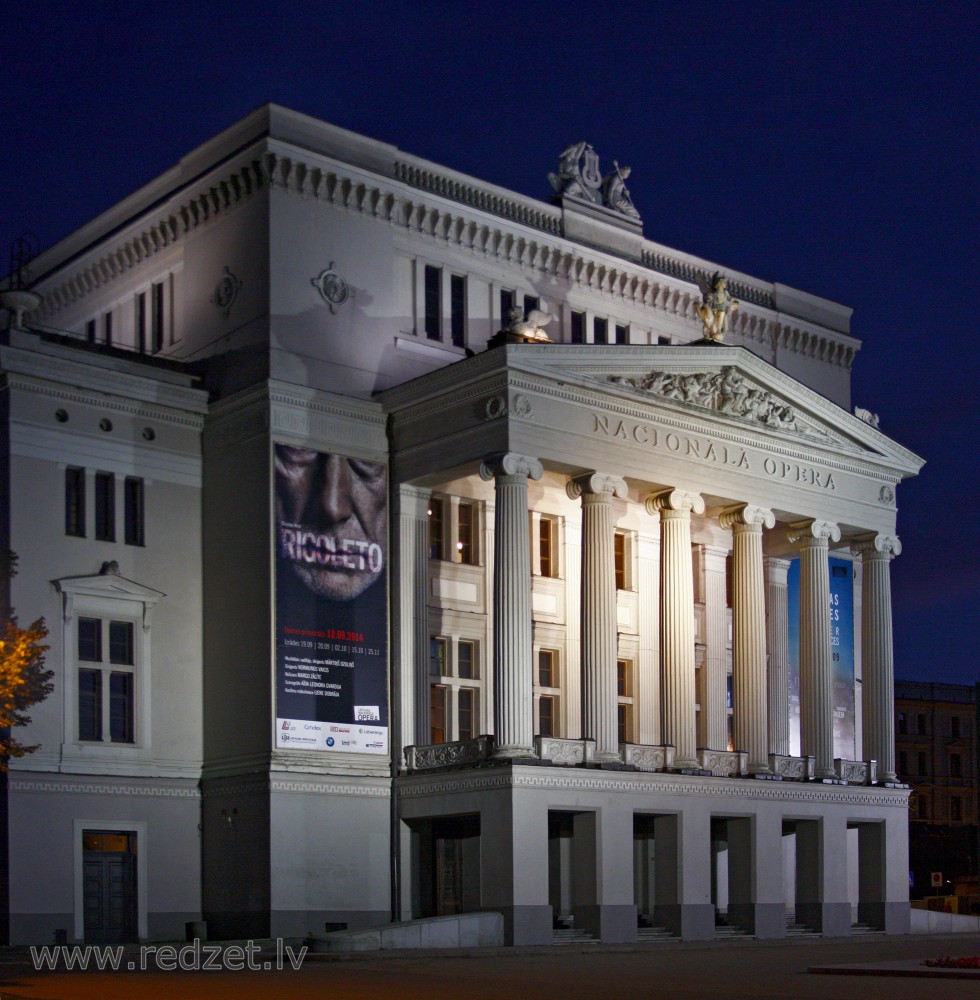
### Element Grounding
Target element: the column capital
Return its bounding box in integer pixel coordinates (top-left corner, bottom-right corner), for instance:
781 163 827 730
851 533 902 559
645 488 705 517
566 472 627 501
479 452 543 482
786 518 840 546
719 504 775 531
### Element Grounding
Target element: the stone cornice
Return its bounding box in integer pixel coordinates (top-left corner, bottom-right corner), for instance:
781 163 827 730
32 136 858 373
34 148 272 320
396 766 910 807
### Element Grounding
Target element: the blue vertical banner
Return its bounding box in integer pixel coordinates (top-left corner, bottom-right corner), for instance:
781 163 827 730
829 557 855 759
786 557 855 759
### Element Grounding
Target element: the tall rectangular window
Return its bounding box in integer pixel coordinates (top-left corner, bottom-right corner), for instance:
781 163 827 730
457 688 475 741
95 472 115 541
524 294 539 314
424 265 441 339
535 649 560 737
615 324 628 345
124 477 144 546
135 292 147 353
951 716 960 739
103 311 113 346
538 649 555 687
917 713 927 735
593 317 608 344
430 637 448 677
917 751 927 774
617 659 635 743
78 669 102 741
570 311 585 344
457 502 475 565
151 281 165 353
614 531 627 591
950 753 962 778
457 641 475 679
86 319 96 343
428 498 445 560
500 288 514 325
450 275 466 347
538 695 555 737
109 672 134 743
951 796 963 822
77 618 136 744
538 515 555 577
429 686 446 744
66 467 86 537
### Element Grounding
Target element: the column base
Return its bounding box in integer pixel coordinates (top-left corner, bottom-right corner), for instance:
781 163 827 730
491 905 554 946
572 904 637 943
653 903 716 940
795 901 852 937
727 902 786 938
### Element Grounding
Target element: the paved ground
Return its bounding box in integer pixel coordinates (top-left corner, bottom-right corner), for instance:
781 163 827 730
1 933 978 1000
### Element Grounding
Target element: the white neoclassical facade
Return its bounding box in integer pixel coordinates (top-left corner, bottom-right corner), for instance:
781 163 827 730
0 105 922 945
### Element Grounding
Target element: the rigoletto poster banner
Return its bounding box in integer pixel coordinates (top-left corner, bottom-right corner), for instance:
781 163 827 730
273 444 388 754
787 556 855 760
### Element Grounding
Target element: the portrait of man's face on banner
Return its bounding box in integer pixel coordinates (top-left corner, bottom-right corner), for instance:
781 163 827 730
274 445 387 601
273 443 389 754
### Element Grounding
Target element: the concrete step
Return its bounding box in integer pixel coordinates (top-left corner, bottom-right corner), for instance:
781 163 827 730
636 926 679 943
553 928 598 944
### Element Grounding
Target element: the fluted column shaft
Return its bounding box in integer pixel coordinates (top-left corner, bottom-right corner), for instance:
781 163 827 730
764 557 791 757
852 534 901 782
790 519 841 779
722 505 775 774
568 473 628 761
647 489 705 769
480 453 543 757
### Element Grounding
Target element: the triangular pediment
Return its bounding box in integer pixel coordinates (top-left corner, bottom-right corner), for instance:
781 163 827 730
497 344 923 477
54 565 165 603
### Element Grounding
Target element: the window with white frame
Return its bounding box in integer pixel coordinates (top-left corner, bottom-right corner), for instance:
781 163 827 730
617 658 635 744
55 571 163 750
429 636 482 743
530 512 560 578
428 495 481 566
535 648 561 736
614 530 634 591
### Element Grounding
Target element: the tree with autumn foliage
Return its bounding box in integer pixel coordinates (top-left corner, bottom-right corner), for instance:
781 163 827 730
0 550 53 767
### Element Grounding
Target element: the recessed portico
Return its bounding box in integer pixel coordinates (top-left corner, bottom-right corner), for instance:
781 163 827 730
384 342 917 944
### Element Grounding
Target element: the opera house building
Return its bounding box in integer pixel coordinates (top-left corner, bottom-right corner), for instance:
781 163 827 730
0 106 922 945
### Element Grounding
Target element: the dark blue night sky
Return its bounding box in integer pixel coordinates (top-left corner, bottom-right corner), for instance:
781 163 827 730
3 1 977 684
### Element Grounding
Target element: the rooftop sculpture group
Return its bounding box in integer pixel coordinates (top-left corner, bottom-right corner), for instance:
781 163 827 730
548 141 641 220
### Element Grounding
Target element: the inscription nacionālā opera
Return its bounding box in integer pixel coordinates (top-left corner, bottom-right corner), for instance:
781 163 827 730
591 412 837 491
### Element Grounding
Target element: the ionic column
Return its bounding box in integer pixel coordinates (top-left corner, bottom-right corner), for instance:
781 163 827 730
721 505 775 774
480 452 544 757
567 472 628 762
788 519 841 780
851 534 901 783
647 489 705 769
394 485 432 750
764 557 791 757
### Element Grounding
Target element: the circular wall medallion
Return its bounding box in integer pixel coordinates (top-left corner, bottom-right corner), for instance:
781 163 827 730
312 262 350 314
878 485 895 505
212 266 242 318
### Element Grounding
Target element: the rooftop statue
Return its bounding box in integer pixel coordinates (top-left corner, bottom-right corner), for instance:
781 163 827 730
548 143 641 219
696 272 739 342
601 161 640 219
504 306 556 343
548 141 602 203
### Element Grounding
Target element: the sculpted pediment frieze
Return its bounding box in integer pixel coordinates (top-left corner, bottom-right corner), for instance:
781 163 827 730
605 365 853 448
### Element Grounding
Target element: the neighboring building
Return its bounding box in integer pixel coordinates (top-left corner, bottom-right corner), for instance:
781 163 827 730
0 105 924 946
895 682 979 900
